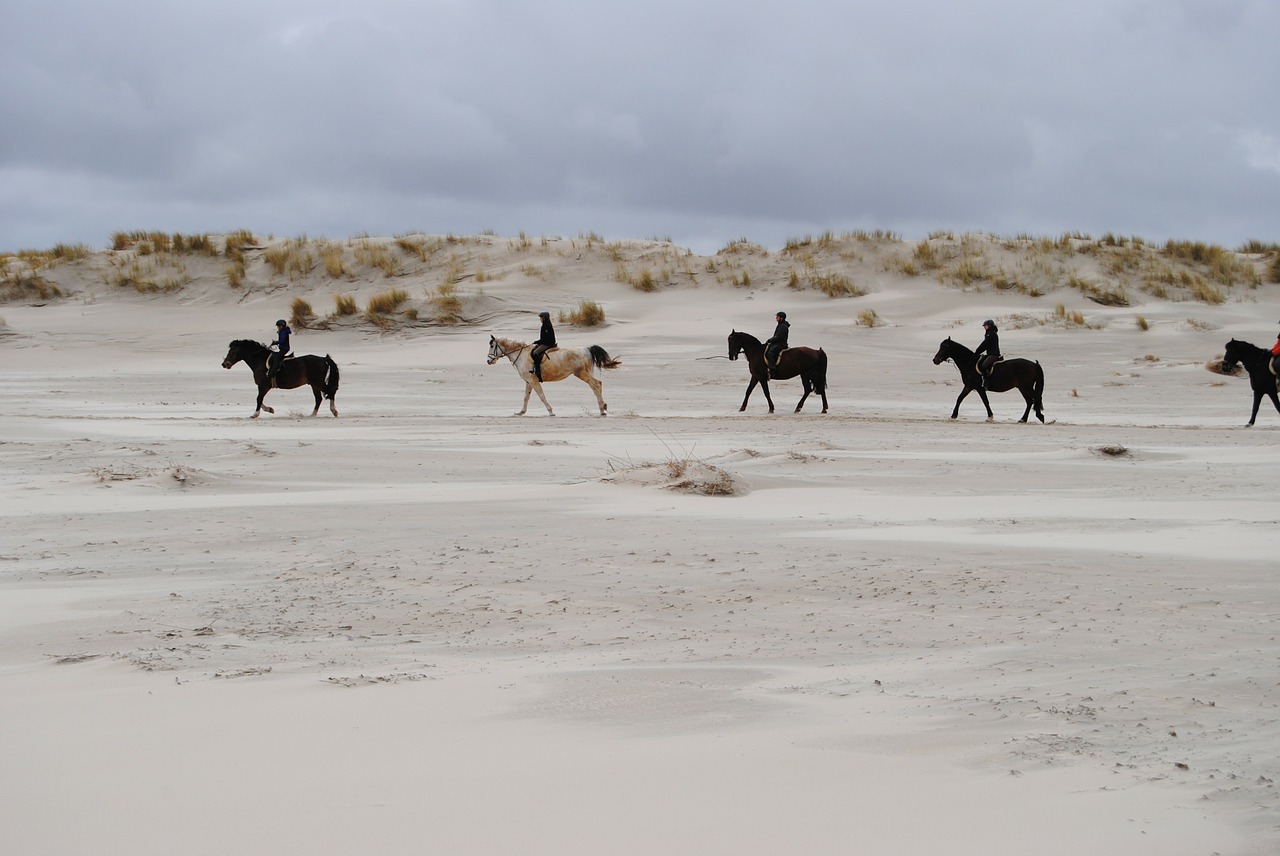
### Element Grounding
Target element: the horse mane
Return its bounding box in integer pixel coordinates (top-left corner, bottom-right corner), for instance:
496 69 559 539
1227 338 1266 356
730 330 762 347
492 335 528 350
230 338 268 352
943 337 976 359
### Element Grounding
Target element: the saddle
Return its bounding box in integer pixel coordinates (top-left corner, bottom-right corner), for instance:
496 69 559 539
976 355 1003 376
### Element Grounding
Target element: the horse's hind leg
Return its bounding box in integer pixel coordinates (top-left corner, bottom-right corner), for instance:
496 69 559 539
310 383 322 417
579 371 607 416
795 377 811 413
1019 389 1034 423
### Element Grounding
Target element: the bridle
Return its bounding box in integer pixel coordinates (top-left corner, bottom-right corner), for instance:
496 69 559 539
487 339 527 365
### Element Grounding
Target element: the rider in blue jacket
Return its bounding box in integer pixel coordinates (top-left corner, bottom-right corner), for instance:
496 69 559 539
268 319 292 384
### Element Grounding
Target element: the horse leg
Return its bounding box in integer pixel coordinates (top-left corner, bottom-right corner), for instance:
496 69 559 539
978 389 994 420
1018 387 1033 423
515 382 532 416
739 378 758 412
950 387 969 419
310 381 322 417
254 383 273 418
530 380 554 416
1247 391 1264 426
795 376 811 413
1269 390 1280 421
579 371 607 416
760 380 775 413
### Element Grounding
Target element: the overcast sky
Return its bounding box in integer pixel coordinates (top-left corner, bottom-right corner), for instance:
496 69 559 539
3 0 1278 253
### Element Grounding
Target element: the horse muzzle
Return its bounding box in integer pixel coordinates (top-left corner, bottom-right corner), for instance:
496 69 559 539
486 356 498 365
222 359 233 369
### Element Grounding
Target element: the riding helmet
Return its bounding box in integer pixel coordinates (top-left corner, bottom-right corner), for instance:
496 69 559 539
776 311 787 319
538 311 550 319
276 319 287 327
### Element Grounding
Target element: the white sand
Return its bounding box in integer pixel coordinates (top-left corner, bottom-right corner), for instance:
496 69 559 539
1 234 1278 854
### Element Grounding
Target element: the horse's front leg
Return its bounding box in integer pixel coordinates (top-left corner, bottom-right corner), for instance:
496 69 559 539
253 383 273 418
950 387 969 419
1247 391 1264 426
530 380 555 416
760 380 775 413
977 389 994 420
515 382 532 416
739 378 758 412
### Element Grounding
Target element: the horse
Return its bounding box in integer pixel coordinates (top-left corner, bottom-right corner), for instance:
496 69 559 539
1221 338 1280 426
486 335 620 416
932 337 1044 423
727 330 828 414
221 339 340 418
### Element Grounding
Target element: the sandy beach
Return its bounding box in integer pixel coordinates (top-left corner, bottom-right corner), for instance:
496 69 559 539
2 232 1278 854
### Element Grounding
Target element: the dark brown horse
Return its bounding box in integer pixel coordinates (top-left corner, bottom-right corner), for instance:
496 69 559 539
222 339 340 418
1221 338 1280 426
727 330 828 413
932 337 1044 422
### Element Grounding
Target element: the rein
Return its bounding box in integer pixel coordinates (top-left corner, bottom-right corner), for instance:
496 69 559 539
490 341 528 363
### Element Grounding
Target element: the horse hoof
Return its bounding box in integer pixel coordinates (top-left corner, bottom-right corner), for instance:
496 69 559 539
251 413 260 419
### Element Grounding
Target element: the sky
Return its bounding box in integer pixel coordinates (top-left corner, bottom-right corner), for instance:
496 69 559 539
3 0 1279 254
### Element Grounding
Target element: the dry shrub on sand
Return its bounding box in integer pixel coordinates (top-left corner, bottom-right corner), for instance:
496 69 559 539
602 455 742 496
1205 356 1243 376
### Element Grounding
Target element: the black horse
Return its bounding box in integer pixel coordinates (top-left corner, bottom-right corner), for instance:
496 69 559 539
727 330 828 413
222 339 340 418
1221 339 1280 426
932 337 1044 423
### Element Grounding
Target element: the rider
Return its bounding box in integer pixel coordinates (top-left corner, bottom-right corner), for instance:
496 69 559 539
973 319 1001 389
267 319 292 385
530 311 556 382
765 311 790 377
1271 325 1280 375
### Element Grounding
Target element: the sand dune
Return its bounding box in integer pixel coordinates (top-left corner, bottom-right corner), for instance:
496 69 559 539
2 232 1278 854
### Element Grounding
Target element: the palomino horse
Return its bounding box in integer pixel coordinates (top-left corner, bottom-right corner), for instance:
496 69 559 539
221 339 340 418
1221 338 1280 426
727 330 828 413
487 335 621 416
932 337 1044 423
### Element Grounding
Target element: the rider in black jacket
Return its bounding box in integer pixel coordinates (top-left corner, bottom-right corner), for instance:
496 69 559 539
765 311 790 376
530 311 556 382
973 319 1001 389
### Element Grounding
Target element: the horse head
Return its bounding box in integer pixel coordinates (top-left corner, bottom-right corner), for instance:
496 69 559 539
1221 339 1244 371
486 335 502 365
727 330 742 361
932 337 954 365
222 340 253 369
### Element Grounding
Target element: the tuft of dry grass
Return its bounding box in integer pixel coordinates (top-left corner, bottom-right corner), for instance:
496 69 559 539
366 288 409 316
333 294 358 316
562 300 605 326
856 308 880 327
428 283 463 323
290 298 316 329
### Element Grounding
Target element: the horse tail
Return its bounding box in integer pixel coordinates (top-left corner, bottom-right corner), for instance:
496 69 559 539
1033 360 1045 419
814 347 828 394
589 345 621 369
323 355 340 400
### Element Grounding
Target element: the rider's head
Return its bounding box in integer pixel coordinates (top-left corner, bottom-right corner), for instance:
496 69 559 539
982 319 995 329
776 311 786 320
538 311 550 319
276 319 287 328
